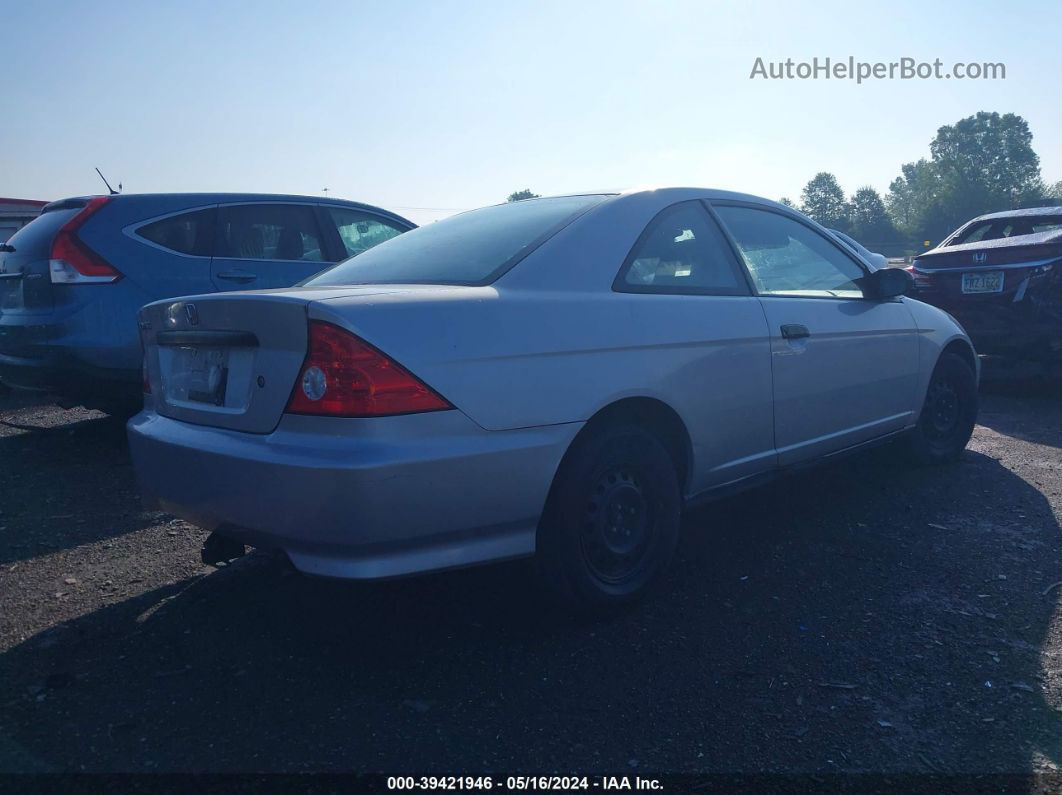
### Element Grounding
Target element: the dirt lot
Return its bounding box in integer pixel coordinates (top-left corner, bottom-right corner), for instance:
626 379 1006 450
1 385 1061 776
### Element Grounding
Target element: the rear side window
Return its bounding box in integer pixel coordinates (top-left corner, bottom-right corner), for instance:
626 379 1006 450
615 201 748 295
327 207 406 257
216 204 325 262
137 208 216 256
306 195 608 286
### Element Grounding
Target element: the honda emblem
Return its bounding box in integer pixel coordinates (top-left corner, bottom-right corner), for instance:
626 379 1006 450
973 252 988 264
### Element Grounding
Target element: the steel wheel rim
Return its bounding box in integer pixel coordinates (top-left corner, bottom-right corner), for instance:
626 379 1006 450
926 375 960 439
580 466 655 584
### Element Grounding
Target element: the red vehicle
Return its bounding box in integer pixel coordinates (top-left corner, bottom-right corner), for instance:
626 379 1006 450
908 207 1062 361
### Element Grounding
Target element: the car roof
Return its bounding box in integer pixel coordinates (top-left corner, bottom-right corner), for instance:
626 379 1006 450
967 206 1062 222
43 193 414 226
572 186 784 203
529 186 793 213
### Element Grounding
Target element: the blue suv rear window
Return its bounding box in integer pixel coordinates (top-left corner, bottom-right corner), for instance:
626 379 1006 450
137 208 215 256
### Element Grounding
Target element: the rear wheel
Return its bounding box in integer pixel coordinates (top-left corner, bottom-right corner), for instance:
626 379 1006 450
536 424 682 614
907 352 978 464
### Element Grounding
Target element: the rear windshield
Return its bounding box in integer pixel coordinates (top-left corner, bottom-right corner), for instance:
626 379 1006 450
951 216 1062 245
3 207 81 256
305 195 608 286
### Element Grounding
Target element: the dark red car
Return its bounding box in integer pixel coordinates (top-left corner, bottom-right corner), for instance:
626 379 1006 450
908 207 1062 361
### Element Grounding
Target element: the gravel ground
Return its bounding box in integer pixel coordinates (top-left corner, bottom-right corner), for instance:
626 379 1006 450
0 385 1060 776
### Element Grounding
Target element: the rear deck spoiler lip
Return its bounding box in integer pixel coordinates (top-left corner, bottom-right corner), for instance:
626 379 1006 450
912 256 1060 273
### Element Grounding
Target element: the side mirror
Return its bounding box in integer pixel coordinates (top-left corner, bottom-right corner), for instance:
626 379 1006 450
863 267 913 299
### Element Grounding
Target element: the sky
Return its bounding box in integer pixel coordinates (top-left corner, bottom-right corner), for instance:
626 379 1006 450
3 0 1060 225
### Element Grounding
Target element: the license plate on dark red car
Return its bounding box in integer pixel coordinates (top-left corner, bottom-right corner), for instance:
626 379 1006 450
961 271 1003 294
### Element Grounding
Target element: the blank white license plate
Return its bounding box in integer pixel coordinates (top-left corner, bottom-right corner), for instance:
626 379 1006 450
961 271 1003 294
165 346 230 406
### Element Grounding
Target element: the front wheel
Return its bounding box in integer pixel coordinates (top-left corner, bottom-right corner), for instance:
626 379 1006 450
536 424 682 614
907 352 978 464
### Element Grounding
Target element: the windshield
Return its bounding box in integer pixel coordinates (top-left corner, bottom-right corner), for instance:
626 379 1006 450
305 195 609 286
830 229 870 257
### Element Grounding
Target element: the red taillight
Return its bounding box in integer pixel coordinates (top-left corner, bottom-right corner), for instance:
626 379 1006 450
285 321 452 417
906 264 933 289
49 197 121 284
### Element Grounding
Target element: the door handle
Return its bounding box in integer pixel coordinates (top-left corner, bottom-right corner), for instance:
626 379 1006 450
216 271 257 283
781 324 810 340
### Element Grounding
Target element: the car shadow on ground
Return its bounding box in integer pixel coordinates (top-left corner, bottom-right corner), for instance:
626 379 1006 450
0 408 152 565
976 387 1062 451
1 435 1060 775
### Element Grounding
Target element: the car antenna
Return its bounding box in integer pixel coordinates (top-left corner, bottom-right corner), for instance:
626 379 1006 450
95 167 120 196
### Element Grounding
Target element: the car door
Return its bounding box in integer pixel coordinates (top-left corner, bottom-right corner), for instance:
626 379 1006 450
615 200 775 495
712 202 920 466
210 202 333 291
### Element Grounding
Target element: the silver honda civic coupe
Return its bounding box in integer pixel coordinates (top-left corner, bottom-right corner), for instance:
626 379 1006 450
128 188 979 611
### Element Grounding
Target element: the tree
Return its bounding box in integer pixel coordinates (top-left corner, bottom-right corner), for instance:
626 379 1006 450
506 189 540 202
929 112 1044 222
887 112 1047 246
886 158 953 245
848 186 887 232
800 173 849 230
847 186 899 248
778 197 795 208
1046 180 1062 200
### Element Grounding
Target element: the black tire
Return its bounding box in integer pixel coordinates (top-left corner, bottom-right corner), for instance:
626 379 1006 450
536 424 682 614
907 352 978 464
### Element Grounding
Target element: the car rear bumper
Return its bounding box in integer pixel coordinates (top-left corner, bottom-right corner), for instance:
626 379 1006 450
938 305 1061 358
0 309 142 404
127 408 581 579
910 263 1061 359
0 350 140 403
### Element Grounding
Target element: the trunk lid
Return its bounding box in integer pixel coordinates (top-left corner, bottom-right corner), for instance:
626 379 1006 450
915 237 1062 271
912 240 1062 305
142 287 391 433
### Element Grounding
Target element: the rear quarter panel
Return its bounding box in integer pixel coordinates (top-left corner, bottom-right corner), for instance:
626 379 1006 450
309 192 776 493
81 195 217 303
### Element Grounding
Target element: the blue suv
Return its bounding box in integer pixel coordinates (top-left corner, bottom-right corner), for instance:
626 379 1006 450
0 193 413 413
